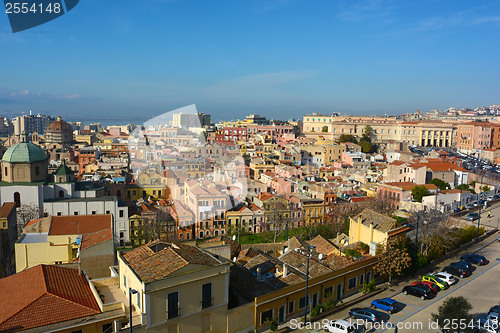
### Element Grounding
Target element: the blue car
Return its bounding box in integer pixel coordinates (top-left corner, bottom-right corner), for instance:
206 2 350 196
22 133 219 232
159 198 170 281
460 254 488 266
371 298 398 314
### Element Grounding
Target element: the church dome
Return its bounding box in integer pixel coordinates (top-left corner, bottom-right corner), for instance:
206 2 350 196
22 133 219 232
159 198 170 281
2 142 47 163
47 116 71 132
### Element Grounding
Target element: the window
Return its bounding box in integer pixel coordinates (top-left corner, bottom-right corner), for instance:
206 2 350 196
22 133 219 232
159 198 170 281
360 274 364 285
366 271 372 282
324 286 333 298
35 166 40 176
119 210 124 217
57 212 62 216
348 276 357 289
202 283 212 309
137 291 141 309
13 192 20 208
299 296 308 309
260 309 273 325
4 167 7 176
288 300 294 314
74 211 79 215
71 330 83 333
106 210 110 214
92 211 96 215
102 323 113 333
123 275 127 288
167 292 179 319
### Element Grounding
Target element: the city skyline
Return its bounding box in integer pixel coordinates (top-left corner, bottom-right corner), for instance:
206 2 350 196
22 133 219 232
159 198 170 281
1 0 499 122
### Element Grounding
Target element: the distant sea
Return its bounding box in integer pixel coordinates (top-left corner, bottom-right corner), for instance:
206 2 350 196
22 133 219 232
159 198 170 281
67 114 158 128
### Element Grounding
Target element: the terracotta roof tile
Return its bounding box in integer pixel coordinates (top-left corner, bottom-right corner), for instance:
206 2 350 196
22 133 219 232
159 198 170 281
122 241 220 283
308 235 339 256
0 202 16 218
0 265 100 331
48 215 111 235
81 228 113 250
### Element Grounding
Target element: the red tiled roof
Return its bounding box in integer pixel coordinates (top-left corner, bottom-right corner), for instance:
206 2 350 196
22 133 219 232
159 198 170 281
81 228 112 250
122 241 220 283
48 215 111 235
0 202 16 218
0 265 100 331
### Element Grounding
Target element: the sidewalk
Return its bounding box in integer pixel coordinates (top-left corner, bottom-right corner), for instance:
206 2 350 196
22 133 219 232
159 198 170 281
268 229 499 333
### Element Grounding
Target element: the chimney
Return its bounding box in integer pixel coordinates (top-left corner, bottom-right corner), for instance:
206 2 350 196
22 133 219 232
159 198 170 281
283 264 288 278
369 222 374 244
257 268 262 281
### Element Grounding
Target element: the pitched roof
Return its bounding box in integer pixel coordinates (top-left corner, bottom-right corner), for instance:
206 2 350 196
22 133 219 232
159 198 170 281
48 215 111 235
0 202 16 218
81 228 113 250
308 235 339 256
122 241 221 283
279 250 332 278
0 265 100 331
352 209 397 233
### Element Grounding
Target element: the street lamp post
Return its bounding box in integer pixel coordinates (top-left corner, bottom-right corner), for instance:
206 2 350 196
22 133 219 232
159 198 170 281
129 288 138 333
415 214 420 257
303 244 316 324
477 172 485 240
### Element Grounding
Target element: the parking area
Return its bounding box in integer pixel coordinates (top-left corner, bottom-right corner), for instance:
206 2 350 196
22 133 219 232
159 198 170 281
293 235 500 332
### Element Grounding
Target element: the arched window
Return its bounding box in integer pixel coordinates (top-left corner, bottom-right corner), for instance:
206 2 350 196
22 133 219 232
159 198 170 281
14 192 21 208
58 190 64 198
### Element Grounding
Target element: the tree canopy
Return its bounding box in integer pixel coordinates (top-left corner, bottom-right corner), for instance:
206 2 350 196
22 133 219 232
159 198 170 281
431 296 472 331
358 125 374 153
412 185 431 202
374 238 412 282
429 178 451 190
337 134 358 144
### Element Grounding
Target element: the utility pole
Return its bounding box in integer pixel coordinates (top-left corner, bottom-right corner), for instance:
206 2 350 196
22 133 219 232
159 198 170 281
303 244 316 324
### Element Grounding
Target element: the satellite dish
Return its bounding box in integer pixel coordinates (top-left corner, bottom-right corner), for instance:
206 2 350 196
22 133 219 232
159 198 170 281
232 235 236 241
318 253 324 260
284 247 289 252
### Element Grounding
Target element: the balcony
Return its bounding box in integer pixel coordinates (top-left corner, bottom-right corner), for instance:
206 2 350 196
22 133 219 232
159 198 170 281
201 298 213 309
167 307 180 319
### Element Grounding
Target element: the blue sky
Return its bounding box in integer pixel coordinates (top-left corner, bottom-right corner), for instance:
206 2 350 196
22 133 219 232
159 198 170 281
1 0 499 124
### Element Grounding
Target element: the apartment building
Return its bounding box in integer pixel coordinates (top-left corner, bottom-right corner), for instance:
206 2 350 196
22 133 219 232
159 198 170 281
303 115 456 147
15 214 114 278
118 241 231 333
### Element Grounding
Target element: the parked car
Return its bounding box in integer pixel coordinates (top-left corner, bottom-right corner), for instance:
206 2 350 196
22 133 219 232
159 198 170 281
465 203 475 209
370 298 398 314
348 308 384 323
402 284 435 300
450 261 475 272
431 272 458 285
474 315 499 333
422 274 449 290
460 254 488 265
489 305 499 316
487 196 495 201
465 212 480 221
324 319 365 333
411 281 440 293
443 265 471 278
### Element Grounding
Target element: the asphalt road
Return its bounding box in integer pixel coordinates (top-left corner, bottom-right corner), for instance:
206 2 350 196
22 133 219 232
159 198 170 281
291 234 500 333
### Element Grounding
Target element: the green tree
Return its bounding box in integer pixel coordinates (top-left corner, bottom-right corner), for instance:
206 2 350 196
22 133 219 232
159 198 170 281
429 178 451 190
482 185 491 192
374 238 412 283
337 134 358 144
321 125 328 132
431 296 472 331
411 185 431 202
358 125 374 153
